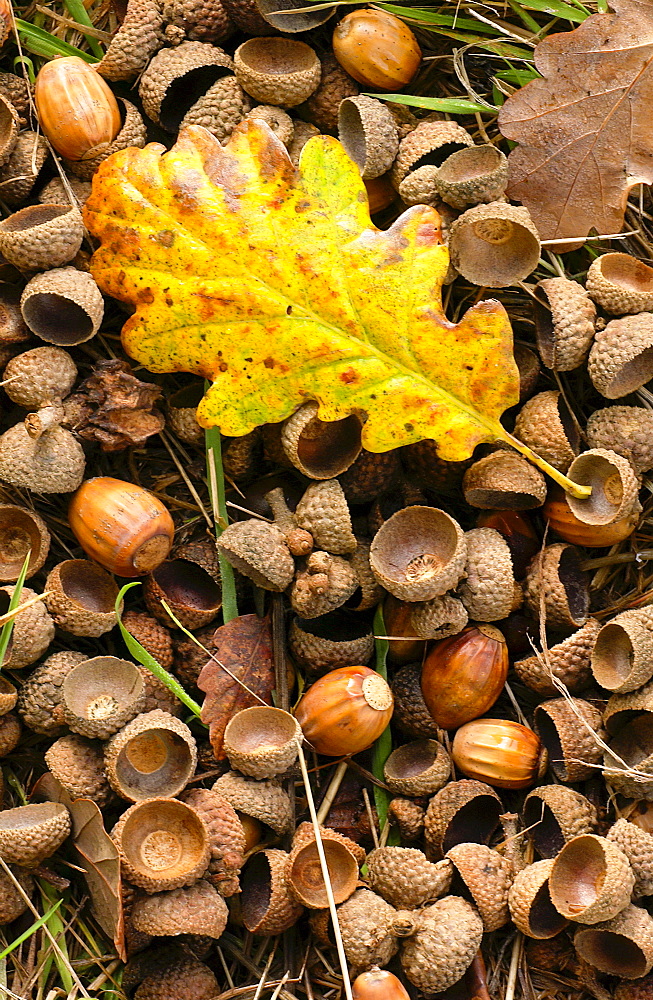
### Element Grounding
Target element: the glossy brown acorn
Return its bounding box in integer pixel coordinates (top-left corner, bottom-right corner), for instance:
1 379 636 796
421 625 508 730
476 509 540 577
68 477 175 577
452 718 547 789
383 594 427 665
34 57 121 161
332 9 422 90
294 665 393 756
542 487 637 547
352 968 411 1000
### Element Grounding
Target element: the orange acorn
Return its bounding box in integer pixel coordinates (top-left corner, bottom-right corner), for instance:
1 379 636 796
34 57 121 161
294 665 393 756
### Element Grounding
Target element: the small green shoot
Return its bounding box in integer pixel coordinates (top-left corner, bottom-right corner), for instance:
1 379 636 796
39 882 73 995
0 550 31 670
376 93 496 114
0 899 62 963
13 55 36 84
62 0 104 58
205 420 238 624
15 20 97 60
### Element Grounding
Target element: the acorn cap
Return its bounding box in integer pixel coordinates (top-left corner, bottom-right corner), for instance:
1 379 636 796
224 706 302 779
143 558 221 630
257 0 334 31
163 0 235 43
607 819 653 898
290 550 358 618
122 611 174 670
587 405 653 475
221 0 273 33
288 612 374 674
131 879 228 937
281 402 362 479
0 802 71 867
0 866 33 925
448 202 541 287
463 450 547 509
589 312 653 398
288 119 319 167
549 834 634 924
388 797 425 841
242 105 292 145
0 583 55 669
592 608 653 693
45 733 112 806
383 739 450 797
513 390 580 473
366 846 452 909
458 526 515 621
67 98 148 179
434 143 509 210
398 165 440 207
575 903 653 978
62 656 146 739
133 953 219 1000
514 618 600 697
604 714 653 800
4 346 77 410
0 504 50 581
337 887 400 970
45 559 120 638
240 848 304 934
0 202 83 271
0 675 16 718
338 95 398 180
0 73 31 128
139 41 234 131
369 505 467 602
424 778 502 858
587 252 653 315
181 75 252 142
212 770 293 834
523 785 598 859
104 710 198 802
180 787 245 896
565 448 640 526
534 697 604 783
20 266 104 346
295 479 356 555
391 662 440 739
410 594 468 639
347 538 384 611
0 421 85 494
0 132 48 207
234 37 320 108
390 120 473 189
534 277 596 371
17 650 86 734
0 712 20 756
446 842 513 930
604 676 653 734
218 519 294 591
287 829 359 908
38 175 92 206
98 0 165 81
340 448 401 505
291 820 366 865
523 543 589 629
508 858 568 939
401 895 483 993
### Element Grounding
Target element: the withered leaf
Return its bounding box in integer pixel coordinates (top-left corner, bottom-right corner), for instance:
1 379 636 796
197 613 274 759
498 0 653 248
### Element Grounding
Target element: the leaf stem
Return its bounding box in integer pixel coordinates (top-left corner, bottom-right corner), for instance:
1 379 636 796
503 431 592 498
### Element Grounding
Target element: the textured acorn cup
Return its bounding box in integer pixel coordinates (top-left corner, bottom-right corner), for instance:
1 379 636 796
0 204 84 271
104 711 197 802
604 714 653 800
513 618 600 698
337 887 402 969
523 785 597 859
524 543 589 629
549 834 635 924
223 706 302 778
288 612 375 674
287 832 359 907
0 93 18 169
448 202 541 287
144 558 221 630
67 97 148 180
0 505 50 581
369 506 466 602
591 608 653 693
533 698 603 783
0 676 16 717
434 144 509 210
391 661 440 739
257 0 335 32
45 732 111 805
68 477 175 577
241 849 304 934
508 859 568 939
575 904 653 978
338 95 399 180
139 41 234 132
218 520 294 591
457 531 517 621
534 277 597 371
384 739 450 797
463 450 547 509
452 719 547 790
588 312 653 398
113 798 210 893
587 252 653 315
0 802 71 866
365 846 452 909
446 842 513 930
45 559 120 637
234 38 321 107
607 818 653 897
0 131 48 208
0 584 55 669
131 879 228 938
400 895 483 994
545 486 639 547
62 657 146 739
513 390 580 473
281 402 362 478
564 448 639 526
20 267 104 345
587 405 653 475
424 779 502 857
213 770 293 835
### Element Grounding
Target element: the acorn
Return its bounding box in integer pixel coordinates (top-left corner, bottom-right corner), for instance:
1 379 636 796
352 969 410 1000
587 405 653 475
387 798 425 841
218 519 294 591
163 0 235 43
366 846 452 909
45 733 112 806
586 252 653 315
181 75 252 144
391 120 473 189
143 558 221 631
294 665 393 756
132 953 219 1000
533 697 603 783
400 895 483 994
524 543 589 629
302 52 359 132
122 611 174 671
475 509 540 579
508 859 568 939
245 105 294 145
131 880 228 938
384 595 427 666
288 119 320 166
604 678 653 734
104 710 198 802
424 779 502 858
549 834 634 924
234 38 321 107
398 165 439 207
4 347 77 408
523 785 598 859
66 98 148 180
542 485 638 546
295 479 356 555
0 802 71 867
0 866 33 925
0 73 31 128
435 144 509 210
0 676 16 718
20 267 104 346
0 713 20 757
457 528 518 622
463 450 547 509
68 477 175 577
34 57 121 161
574 904 653 978
287 824 360 908
384 739 451 797
410 594 469 640
290 550 358 618
256 0 334 31
534 277 596 371
604 714 653 800
589 312 653 398
452 719 547 790
240 849 304 934
0 131 48 207
332 9 421 90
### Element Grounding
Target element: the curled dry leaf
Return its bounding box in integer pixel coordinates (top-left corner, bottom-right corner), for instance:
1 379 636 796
197 613 275 759
499 0 653 248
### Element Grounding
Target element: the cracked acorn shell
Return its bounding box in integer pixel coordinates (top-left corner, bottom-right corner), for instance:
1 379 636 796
424 778 502 858
98 0 165 81
366 847 452 909
524 543 589 629
0 504 50 581
218 519 294 591
62 656 146 739
180 787 244 896
17 650 86 734
549 834 635 924
448 202 541 287
463 449 547 509
281 402 362 478
575 903 653 978
240 849 304 934
212 770 293 834
67 98 148 180
44 559 120 637
0 584 55 669
390 120 472 188
20 267 104 346
591 607 653 693
607 819 653 897
139 42 234 131
513 390 580 473
338 95 398 179
234 37 321 107
0 204 84 271
514 619 600 697
294 479 356 555
533 697 603 783
104 710 198 802
113 798 210 893
131 879 229 937
587 405 653 475
391 661 440 739
534 277 597 371
4 347 77 409
370 505 466 602
589 312 653 397
587 252 653 315
181 75 252 142
0 802 71 866
401 895 483 993
294 664 393 756
290 550 359 618
564 448 640 526
410 594 468 640
223 706 302 778
287 827 359 908
34 57 121 161
0 131 48 207
337 888 401 970
45 733 112 806
0 866 33 925
508 858 568 939
434 143 509 210
457 528 516 621
288 612 374 674
383 739 450 796
446 842 513 930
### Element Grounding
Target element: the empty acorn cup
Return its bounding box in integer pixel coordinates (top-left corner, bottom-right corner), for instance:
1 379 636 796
288 611 375 674
104 710 198 802
0 204 84 271
592 608 653 693
508 859 569 939
240 848 304 934
564 448 640 526
112 797 211 893
143 557 222 630
223 706 302 778
533 697 603 783
574 904 653 978
338 95 399 180
463 451 547 510
281 402 363 478
549 834 634 924
20 267 104 345
524 543 589 629
139 41 234 131
448 202 541 287
533 277 596 372
234 37 321 107
166 383 204 446
62 656 146 739
586 252 653 315
45 559 121 637
287 827 359 908
0 802 71 867
369 506 466 602
434 144 509 210
424 779 502 857
383 739 451 797
0 504 50 581
523 785 598 859
588 313 653 398
603 714 653 799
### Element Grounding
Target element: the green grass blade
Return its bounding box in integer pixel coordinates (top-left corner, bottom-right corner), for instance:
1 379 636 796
372 605 393 831
39 884 73 995
116 582 204 718
205 421 238 624
511 0 589 20
13 55 36 83
0 900 62 962
377 93 496 114
15 20 97 60
0 550 31 669
62 0 104 57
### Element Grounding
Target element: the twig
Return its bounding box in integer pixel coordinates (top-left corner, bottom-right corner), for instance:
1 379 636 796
316 761 348 826
505 933 522 1000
